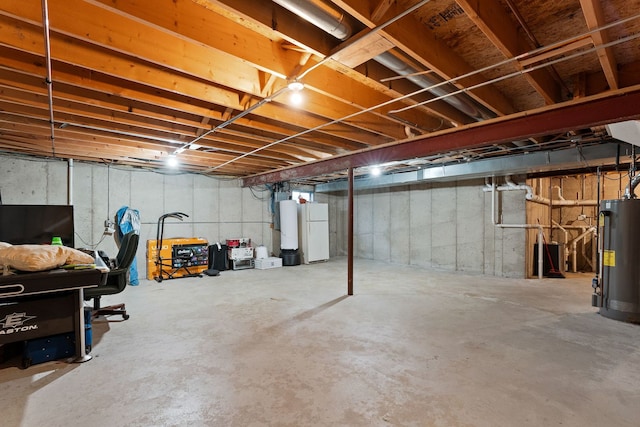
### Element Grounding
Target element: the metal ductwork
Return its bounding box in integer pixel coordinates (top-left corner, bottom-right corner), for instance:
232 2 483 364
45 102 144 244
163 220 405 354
373 52 494 121
624 174 640 199
273 0 352 40
274 0 495 122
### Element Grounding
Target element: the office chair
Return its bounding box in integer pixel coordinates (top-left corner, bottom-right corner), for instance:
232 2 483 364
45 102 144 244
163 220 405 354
85 231 139 321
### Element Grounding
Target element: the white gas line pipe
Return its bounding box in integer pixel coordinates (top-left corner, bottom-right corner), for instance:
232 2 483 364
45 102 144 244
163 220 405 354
490 178 544 279
485 176 598 206
67 158 73 205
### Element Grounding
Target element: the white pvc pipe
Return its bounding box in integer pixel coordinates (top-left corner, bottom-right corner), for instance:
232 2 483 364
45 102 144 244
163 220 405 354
488 177 603 276
490 178 544 279
67 158 73 205
528 195 599 206
484 176 599 206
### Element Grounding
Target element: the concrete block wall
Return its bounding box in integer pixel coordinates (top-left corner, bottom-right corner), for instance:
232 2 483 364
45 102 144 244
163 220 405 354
0 155 273 278
321 178 527 278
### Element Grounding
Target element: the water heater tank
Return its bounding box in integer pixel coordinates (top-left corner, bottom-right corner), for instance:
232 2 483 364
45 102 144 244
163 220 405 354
279 200 298 250
597 198 640 323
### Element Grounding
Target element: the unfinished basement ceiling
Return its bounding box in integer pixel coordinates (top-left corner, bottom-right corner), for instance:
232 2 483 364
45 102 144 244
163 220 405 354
0 0 639 183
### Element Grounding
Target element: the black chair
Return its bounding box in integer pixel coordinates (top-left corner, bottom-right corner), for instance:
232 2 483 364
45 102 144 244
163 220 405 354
85 231 139 321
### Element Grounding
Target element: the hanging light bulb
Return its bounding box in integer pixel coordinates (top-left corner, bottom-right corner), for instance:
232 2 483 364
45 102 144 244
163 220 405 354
167 154 178 168
288 80 304 106
290 90 304 106
287 80 304 91
370 166 381 176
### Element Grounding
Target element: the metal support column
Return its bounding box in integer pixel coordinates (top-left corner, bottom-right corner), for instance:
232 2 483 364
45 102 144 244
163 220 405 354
348 167 354 295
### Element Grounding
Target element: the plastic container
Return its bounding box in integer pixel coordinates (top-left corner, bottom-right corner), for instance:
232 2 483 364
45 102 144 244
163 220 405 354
280 249 300 266
255 246 268 259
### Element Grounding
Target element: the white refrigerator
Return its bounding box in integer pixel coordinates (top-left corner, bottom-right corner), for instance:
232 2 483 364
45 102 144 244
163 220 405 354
298 203 329 264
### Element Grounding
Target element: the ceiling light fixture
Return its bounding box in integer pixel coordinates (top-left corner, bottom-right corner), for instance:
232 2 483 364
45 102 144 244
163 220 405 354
166 154 178 168
287 80 304 91
288 80 305 106
370 166 382 177
290 91 304 106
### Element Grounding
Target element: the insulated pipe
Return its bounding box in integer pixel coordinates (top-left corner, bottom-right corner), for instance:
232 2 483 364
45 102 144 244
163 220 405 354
528 196 599 206
373 52 495 121
553 185 566 200
273 0 352 40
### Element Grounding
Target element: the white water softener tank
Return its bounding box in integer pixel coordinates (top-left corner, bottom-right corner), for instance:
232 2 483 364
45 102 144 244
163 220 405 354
279 199 300 266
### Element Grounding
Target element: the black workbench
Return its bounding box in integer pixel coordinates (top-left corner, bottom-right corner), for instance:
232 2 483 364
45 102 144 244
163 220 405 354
0 268 104 363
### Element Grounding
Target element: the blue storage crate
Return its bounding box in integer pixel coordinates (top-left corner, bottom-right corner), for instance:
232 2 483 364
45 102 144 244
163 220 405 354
22 333 75 368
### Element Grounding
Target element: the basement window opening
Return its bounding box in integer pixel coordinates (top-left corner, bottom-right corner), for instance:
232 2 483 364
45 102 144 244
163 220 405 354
292 190 313 204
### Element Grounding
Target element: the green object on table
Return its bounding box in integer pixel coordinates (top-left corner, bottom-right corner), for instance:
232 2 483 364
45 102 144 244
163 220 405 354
51 236 63 246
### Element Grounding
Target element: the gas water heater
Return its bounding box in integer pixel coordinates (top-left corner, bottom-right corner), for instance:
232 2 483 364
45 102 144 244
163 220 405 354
592 175 640 323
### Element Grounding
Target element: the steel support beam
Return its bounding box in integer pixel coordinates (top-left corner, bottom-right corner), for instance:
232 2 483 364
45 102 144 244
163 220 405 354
241 86 640 186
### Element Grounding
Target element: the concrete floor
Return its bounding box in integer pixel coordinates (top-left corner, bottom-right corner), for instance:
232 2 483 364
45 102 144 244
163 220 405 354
1 258 639 426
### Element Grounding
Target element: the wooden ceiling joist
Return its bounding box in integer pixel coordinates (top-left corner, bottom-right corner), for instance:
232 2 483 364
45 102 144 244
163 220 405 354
242 85 640 186
579 0 619 90
0 0 638 179
455 0 560 104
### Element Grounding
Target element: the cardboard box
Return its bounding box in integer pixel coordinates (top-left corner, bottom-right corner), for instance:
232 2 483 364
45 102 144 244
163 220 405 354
146 238 208 280
255 257 282 269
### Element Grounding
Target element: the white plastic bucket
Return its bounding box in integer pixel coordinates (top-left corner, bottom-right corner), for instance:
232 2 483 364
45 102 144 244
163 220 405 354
255 246 268 259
